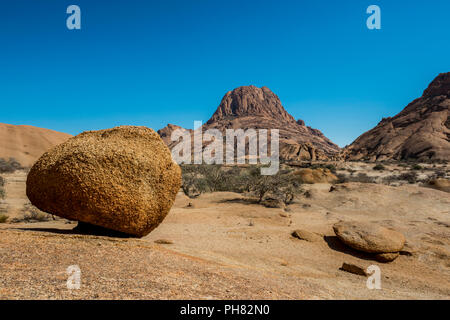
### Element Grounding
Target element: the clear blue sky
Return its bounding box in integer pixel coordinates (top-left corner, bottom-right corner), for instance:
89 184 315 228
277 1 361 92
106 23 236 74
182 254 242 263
1 0 449 147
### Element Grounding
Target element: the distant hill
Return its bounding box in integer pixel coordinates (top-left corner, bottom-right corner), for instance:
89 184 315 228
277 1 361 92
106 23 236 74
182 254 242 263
0 123 72 167
343 72 450 161
159 85 340 161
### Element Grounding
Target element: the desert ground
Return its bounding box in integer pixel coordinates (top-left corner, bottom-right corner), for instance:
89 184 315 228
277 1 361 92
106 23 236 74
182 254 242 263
0 162 449 299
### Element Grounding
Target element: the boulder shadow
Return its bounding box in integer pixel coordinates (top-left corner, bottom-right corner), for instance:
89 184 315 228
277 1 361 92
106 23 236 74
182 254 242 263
14 221 135 238
218 198 259 205
324 235 376 261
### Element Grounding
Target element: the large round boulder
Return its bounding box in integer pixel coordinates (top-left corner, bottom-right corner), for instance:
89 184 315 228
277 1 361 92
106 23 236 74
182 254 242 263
333 221 405 253
26 126 181 237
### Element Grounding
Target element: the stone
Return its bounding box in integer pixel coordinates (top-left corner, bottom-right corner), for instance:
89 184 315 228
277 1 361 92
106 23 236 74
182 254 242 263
426 178 450 193
26 126 182 237
333 221 406 253
291 229 322 242
293 168 338 184
374 252 400 262
340 262 368 276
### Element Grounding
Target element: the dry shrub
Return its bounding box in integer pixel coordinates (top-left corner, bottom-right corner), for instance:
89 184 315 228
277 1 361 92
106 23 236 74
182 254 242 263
180 164 303 205
0 214 8 223
0 158 22 173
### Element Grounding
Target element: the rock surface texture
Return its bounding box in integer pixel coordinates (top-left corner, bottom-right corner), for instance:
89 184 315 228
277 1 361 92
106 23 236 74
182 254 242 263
26 126 181 237
333 221 406 254
344 72 450 161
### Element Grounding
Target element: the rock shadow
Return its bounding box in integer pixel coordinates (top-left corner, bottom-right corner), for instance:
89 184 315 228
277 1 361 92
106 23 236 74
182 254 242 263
14 221 135 238
324 235 376 261
218 198 259 205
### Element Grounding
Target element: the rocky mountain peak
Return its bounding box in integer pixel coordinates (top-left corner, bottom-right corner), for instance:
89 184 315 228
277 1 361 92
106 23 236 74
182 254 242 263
422 72 450 98
344 72 450 161
207 86 296 124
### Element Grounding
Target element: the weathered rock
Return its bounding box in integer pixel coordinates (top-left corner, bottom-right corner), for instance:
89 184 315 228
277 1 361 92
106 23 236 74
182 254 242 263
291 229 322 242
374 252 400 262
293 168 338 184
344 72 450 161
340 262 368 276
333 221 406 253
426 178 450 193
26 126 182 237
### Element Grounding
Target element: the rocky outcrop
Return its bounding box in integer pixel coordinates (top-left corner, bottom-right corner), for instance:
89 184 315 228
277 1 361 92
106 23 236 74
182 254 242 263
425 178 450 193
344 73 450 161
159 86 340 161
292 168 338 184
333 221 406 262
26 126 181 237
291 229 322 242
333 221 405 253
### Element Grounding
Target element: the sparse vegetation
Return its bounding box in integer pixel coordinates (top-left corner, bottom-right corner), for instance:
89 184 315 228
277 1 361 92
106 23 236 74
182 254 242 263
180 164 303 205
0 214 8 223
335 172 376 184
373 164 386 171
10 204 53 223
382 172 419 184
0 175 5 199
411 164 423 171
0 158 22 173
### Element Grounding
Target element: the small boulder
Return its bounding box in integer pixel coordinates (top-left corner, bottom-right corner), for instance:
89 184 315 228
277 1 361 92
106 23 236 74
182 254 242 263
426 178 450 193
294 168 338 184
26 126 182 237
374 252 400 262
291 229 322 242
333 221 405 253
340 262 368 276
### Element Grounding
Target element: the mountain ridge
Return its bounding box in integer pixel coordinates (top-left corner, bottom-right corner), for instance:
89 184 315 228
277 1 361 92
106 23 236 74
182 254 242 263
343 72 450 161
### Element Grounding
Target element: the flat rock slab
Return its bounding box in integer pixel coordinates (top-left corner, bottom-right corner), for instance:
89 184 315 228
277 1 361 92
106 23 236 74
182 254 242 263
340 263 368 276
375 252 400 262
291 229 322 242
333 221 405 253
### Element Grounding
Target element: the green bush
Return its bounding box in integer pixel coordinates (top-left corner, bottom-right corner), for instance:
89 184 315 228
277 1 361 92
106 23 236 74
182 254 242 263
411 164 423 171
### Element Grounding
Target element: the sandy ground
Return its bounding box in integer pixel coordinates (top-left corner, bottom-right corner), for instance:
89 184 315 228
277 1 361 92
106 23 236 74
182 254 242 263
0 167 449 299
0 171 28 219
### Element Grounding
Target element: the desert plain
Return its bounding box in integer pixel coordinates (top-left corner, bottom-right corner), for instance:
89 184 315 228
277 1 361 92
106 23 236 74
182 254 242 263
0 162 449 299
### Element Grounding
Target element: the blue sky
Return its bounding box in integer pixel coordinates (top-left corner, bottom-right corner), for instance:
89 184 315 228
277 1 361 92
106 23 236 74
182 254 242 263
1 0 449 147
